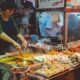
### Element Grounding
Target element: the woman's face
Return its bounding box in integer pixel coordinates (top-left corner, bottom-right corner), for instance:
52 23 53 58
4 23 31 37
3 9 15 17
23 8 33 16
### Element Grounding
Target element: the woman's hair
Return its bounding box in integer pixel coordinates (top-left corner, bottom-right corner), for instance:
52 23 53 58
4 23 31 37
22 1 34 10
1 1 17 11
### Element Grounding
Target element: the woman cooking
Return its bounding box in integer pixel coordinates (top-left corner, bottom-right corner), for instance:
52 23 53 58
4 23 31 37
0 2 27 55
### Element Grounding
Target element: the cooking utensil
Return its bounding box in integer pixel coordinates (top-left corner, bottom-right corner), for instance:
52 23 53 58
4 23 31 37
18 49 24 57
23 48 27 53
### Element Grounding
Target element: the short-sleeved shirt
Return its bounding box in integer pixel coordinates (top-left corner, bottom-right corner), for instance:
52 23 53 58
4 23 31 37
0 15 20 50
21 16 29 26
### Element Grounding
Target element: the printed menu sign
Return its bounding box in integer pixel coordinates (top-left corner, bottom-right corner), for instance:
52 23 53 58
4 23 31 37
66 0 80 11
37 0 64 9
71 0 80 6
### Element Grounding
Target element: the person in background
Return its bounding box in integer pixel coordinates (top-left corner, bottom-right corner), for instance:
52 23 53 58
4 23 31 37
21 0 27 6
20 1 34 35
0 2 27 55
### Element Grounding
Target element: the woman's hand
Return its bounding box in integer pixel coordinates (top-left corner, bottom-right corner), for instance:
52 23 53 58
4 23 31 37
13 42 21 50
22 39 28 48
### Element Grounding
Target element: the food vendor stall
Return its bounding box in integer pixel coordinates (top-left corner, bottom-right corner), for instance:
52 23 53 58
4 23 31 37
0 0 80 80
0 46 80 80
